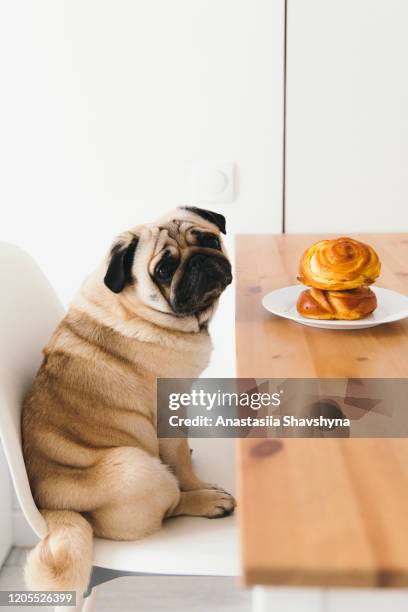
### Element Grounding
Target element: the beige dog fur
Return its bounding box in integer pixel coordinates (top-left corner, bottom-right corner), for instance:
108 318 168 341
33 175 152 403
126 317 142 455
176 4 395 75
22 207 235 596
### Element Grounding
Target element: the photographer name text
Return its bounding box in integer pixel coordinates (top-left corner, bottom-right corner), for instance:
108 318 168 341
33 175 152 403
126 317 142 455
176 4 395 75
168 415 350 429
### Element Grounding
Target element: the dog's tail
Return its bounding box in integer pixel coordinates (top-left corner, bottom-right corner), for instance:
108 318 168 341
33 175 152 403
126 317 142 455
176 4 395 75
24 510 93 596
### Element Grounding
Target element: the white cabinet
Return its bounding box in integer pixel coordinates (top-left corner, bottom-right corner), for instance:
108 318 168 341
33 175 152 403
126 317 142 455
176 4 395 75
285 0 408 233
252 587 408 612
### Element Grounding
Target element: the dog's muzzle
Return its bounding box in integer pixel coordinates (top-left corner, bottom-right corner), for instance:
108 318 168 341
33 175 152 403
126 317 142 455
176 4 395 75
171 253 232 315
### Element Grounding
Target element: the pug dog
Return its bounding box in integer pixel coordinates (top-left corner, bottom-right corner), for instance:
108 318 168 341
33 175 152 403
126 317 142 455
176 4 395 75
22 206 234 596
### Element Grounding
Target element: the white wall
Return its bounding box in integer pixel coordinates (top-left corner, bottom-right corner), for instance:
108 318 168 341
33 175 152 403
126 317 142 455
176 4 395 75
285 0 408 233
0 0 284 306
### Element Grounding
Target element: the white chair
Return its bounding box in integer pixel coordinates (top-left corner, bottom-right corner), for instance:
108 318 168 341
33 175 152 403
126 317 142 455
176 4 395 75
0 243 239 611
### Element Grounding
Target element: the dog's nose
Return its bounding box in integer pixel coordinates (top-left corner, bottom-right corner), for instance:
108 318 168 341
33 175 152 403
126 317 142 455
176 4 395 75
172 253 232 315
188 253 208 270
189 253 232 287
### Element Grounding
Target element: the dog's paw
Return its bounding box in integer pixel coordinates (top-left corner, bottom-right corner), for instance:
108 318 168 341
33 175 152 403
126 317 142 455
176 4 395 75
198 489 236 518
201 482 228 493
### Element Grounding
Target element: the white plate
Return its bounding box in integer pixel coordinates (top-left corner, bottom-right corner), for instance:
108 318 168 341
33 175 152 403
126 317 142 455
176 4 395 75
262 285 408 330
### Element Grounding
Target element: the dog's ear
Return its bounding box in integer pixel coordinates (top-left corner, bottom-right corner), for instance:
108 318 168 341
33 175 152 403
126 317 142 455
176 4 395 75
181 206 226 235
104 234 139 294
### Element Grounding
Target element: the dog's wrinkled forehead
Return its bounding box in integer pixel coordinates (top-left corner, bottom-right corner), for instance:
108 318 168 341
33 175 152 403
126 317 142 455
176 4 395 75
156 206 226 236
150 220 210 256
149 206 226 256
153 220 188 254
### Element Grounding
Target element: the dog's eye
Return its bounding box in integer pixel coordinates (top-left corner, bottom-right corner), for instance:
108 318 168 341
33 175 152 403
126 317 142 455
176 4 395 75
154 258 178 283
196 233 221 250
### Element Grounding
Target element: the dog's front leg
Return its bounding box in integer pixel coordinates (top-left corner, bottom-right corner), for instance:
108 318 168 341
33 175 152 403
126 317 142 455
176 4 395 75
159 438 236 518
159 438 219 492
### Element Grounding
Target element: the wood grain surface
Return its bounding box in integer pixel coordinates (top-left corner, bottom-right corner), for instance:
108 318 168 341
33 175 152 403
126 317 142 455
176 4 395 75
235 234 408 587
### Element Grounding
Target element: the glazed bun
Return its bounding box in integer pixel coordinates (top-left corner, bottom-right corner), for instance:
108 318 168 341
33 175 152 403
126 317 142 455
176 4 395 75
298 237 381 290
296 287 377 321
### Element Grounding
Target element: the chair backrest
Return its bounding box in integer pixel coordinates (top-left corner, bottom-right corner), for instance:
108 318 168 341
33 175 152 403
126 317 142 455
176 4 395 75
0 243 64 538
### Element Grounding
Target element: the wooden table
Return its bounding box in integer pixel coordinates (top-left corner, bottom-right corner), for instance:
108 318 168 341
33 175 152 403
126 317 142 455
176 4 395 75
235 234 408 612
